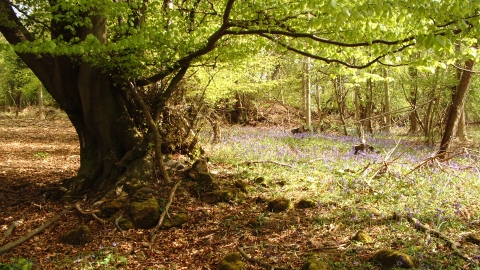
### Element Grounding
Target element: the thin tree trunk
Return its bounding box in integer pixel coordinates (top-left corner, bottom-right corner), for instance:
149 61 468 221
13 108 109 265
438 59 475 158
383 69 391 133
303 57 311 129
334 76 348 136
38 84 45 120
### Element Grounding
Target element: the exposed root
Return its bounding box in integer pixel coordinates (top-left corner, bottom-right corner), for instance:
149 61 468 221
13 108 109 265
404 213 477 265
75 203 106 224
0 208 70 255
237 246 288 270
148 180 182 247
115 215 123 232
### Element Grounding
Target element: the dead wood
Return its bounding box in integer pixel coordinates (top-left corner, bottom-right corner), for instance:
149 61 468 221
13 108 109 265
75 203 106 224
0 208 70 255
148 180 182 247
242 160 295 168
0 187 18 194
237 247 288 270
0 218 24 245
405 213 477 264
115 215 123 232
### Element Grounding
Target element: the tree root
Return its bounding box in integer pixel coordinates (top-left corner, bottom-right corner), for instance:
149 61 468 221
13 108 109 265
147 180 182 248
237 247 288 270
404 213 477 265
75 203 106 224
0 208 70 255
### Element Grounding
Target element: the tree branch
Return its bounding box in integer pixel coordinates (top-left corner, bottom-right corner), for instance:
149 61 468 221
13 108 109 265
0 209 70 255
135 0 236 86
256 33 415 69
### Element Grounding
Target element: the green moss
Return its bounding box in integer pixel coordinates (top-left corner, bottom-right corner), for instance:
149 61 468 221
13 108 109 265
352 231 373 244
60 225 93 245
372 249 414 268
117 218 135 230
202 188 241 203
101 200 124 217
267 198 291 212
161 213 188 229
130 197 160 229
219 253 244 270
295 199 316 209
301 258 330 270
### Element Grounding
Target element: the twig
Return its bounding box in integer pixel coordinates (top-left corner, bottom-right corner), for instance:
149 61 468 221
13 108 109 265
242 160 295 168
237 247 288 270
0 188 18 194
405 214 476 264
75 203 106 224
0 208 70 255
148 180 182 247
115 215 123 232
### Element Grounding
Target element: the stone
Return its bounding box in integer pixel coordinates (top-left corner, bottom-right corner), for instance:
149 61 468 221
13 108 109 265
352 231 373 244
186 159 209 181
372 249 414 268
202 188 241 204
301 258 330 270
100 200 124 218
296 199 316 209
117 218 135 230
161 213 188 229
219 252 244 270
267 198 291 213
234 180 248 193
60 225 93 246
130 197 160 229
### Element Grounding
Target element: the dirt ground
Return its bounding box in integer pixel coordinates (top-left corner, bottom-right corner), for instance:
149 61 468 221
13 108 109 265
0 115 353 270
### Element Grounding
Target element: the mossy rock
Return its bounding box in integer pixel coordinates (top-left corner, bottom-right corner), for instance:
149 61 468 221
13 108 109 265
60 225 93 245
195 173 219 193
130 197 160 229
254 196 267 204
253 177 265 184
186 159 209 181
100 200 125 218
219 252 244 270
131 187 157 201
267 198 291 213
161 213 188 229
234 180 248 193
117 218 135 230
301 258 330 270
466 233 480 245
296 199 316 209
352 231 373 244
202 188 241 204
372 249 414 269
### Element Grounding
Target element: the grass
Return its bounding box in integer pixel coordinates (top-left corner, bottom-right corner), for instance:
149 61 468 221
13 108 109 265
204 126 480 269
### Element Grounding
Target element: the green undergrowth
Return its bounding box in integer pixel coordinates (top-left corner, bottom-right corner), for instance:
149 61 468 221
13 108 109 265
205 126 480 269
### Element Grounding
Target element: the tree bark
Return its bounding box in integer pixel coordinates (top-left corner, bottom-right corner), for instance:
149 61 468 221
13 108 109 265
383 69 391 133
438 59 475 158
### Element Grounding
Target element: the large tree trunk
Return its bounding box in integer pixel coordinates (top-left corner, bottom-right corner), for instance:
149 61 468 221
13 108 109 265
438 59 475 158
0 5 151 196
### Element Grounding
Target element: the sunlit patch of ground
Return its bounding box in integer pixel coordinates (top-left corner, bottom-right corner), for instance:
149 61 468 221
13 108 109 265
0 113 479 269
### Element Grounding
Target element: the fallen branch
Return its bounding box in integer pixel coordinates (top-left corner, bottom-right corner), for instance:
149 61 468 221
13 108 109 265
242 160 295 168
75 203 106 224
405 214 476 264
0 218 24 245
0 188 19 194
0 208 70 255
148 180 182 247
237 247 288 270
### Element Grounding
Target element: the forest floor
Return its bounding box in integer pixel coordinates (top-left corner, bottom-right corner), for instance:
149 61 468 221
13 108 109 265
0 110 480 269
